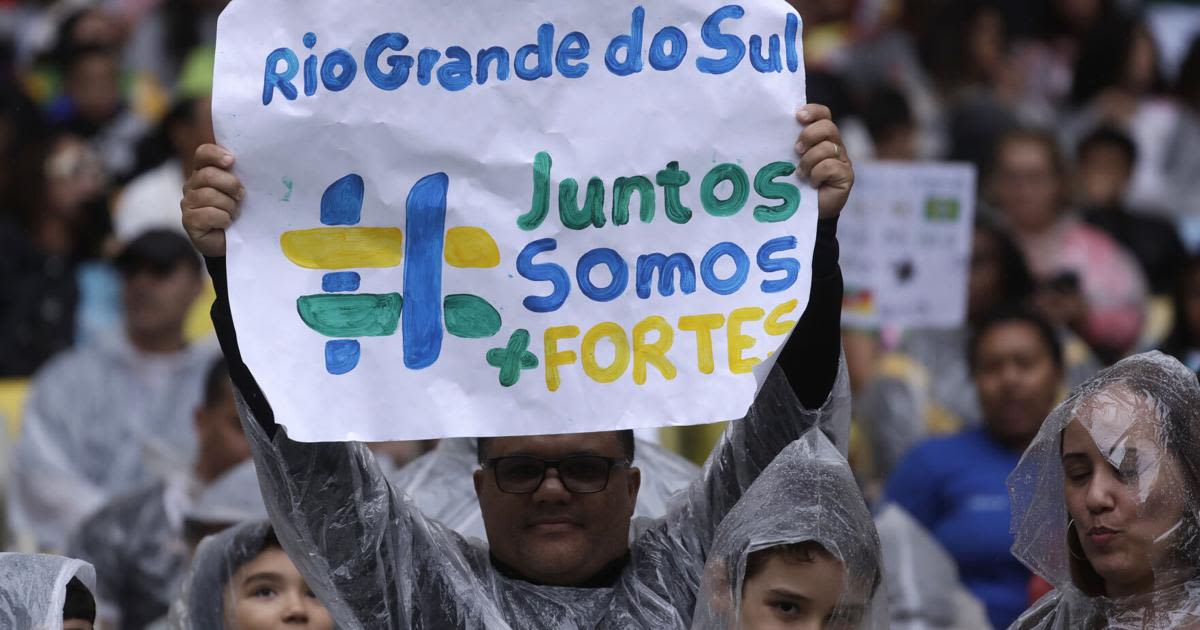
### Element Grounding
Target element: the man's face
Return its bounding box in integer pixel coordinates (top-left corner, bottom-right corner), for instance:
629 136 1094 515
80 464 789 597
67 53 121 125
122 262 202 342
473 432 640 586
974 321 1063 450
1077 145 1132 209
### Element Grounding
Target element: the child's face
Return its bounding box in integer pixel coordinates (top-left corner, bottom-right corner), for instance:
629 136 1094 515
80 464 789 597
738 553 865 630
222 547 333 630
62 620 93 630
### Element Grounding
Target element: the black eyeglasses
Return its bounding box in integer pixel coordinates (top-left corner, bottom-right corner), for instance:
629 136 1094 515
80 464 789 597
483 455 630 494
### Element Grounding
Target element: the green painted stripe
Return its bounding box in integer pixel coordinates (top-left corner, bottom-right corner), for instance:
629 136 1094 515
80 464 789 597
297 293 402 337
444 294 502 339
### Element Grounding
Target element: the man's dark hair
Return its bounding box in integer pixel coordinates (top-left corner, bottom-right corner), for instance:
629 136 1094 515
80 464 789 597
968 306 1064 374
1077 126 1138 170
861 86 914 147
477 430 636 465
203 356 231 408
63 576 96 623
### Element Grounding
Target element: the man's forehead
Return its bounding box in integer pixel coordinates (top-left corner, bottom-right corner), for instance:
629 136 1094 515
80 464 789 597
487 431 625 456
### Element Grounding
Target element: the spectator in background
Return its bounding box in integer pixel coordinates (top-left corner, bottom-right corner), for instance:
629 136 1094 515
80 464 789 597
51 43 148 179
0 131 112 376
115 95 213 242
1065 17 1176 211
1160 256 1200 373
0 552 97 629
886 308 1065 629
861 85 919 161
67 357 258 630
1077 126 1187 296
988 128 1147 362
8 229 215 550
170 520 333 630
1009 353 1200 629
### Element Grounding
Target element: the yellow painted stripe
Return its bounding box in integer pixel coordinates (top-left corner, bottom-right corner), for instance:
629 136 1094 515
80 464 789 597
445 226 500 269
281 228 404 269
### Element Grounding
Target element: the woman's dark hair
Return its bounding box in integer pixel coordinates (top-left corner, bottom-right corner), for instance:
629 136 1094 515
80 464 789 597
968 306 1065 374
917 0 1007 92
1076 125 1138 170
63 576 96 623
1071 17 1166 106
973 216 1036 312
1178 33 1200 111
1160 256 1200 361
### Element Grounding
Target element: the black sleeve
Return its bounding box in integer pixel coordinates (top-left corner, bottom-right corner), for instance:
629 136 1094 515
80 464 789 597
776 217 843 410
206 256 279 438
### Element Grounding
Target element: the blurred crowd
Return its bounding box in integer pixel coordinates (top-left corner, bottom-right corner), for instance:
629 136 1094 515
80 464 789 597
1 0 1200 629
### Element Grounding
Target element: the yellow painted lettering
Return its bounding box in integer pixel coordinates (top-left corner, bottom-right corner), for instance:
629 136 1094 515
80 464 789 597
632 316 676 385
581 322 630 384
765 299 799 336
544 326 580 392
728 307 765 374
678 314 725 375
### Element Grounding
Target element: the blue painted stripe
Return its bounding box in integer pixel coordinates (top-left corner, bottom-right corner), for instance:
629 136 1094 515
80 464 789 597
322 271 361 292
325 339 361 375
402 173 449 369
321 174 365 226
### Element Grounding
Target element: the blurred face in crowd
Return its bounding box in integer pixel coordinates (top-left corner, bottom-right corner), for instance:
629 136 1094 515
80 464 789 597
223 546 333 630
121 261 203 347
473 431 640 586
1062 388 1191 597
172 97 216 165
67 51 121 125
194 378 250 484
974 321 1063 450
1076 143 1131 209
968 6 1007 82
990 138 1063 234
1124 28 1159 95
43 135 107 215
1054 0 1105 34
739 544 868 630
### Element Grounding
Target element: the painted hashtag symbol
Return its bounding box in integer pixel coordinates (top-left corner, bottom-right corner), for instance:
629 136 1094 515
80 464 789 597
281 173 505 375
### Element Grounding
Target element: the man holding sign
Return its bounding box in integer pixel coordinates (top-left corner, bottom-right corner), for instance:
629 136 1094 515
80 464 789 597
185 0 856 626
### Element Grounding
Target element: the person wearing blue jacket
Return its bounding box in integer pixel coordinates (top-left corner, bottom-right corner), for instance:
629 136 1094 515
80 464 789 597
886 308 1065 629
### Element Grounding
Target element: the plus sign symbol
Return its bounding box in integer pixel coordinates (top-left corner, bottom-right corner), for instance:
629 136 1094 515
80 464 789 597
280 173 527 382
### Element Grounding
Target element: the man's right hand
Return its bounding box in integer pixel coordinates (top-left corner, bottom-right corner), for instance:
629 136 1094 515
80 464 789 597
181 144 245 258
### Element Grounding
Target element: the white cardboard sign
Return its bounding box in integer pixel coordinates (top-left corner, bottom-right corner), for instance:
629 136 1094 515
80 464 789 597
840 162 977 330
214 0 816 441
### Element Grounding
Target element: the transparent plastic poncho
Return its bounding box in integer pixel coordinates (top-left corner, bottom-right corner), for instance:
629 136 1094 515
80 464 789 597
390 437 700 541
168 519 314 630
238 360 852 629
8 335 217 549
65 459 265 629
0 552 97 630
1008 352 1200 629
690 427 885 629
